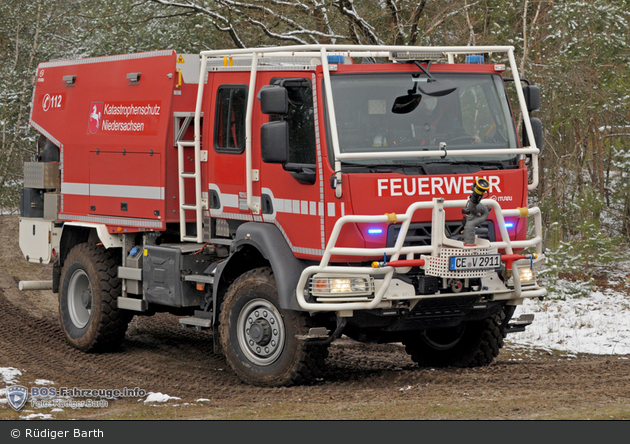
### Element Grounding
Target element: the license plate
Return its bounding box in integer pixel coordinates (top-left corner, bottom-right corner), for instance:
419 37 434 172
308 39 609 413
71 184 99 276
449 254 501 271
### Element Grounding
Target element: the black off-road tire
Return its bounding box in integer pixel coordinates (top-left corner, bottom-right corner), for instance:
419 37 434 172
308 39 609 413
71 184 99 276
219 267 328 387
403 309 506 368
59 243 132 352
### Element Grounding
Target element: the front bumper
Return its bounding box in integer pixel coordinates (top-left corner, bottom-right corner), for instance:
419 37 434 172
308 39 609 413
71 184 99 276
296 197 546 312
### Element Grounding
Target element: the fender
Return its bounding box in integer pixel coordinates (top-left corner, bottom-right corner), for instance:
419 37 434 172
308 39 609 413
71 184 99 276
212 222 309 314
54 222 122 293
61 222 122 249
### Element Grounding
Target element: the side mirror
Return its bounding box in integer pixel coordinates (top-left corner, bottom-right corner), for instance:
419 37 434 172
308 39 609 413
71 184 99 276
523 85 540 113
522 117 543 150
392 94 421 114
261 121 289 164
258 85 288 115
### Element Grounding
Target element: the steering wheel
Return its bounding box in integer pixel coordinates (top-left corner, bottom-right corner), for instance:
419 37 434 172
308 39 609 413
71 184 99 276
449 135 478 145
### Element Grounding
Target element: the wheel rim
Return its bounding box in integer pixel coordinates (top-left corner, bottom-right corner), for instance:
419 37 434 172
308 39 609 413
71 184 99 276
236 298 285 366
67 269 92 329
422 324 466 350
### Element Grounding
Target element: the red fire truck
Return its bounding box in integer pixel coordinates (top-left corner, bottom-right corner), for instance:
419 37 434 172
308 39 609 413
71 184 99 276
20 45 546 386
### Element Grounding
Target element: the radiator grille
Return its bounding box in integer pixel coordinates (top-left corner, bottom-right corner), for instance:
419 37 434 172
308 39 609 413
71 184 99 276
386 221 495 248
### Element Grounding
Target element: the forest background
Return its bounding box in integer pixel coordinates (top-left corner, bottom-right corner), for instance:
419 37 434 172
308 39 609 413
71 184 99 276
1 0 629 280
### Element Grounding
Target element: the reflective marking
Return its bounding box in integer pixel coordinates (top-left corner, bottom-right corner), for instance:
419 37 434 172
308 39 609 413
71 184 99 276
341 202 345 217
59 214 162 228
215 212 254 221
213 211 324 256
278 198 290 213
61 183 164 200
327 202 335 217
29 120 61 148
312 73 326 250
222 193 239 209
263 197 322 216
90 184 164 200
61 182 89 196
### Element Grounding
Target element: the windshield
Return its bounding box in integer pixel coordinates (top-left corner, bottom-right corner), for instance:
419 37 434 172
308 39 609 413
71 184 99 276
327 72 518 167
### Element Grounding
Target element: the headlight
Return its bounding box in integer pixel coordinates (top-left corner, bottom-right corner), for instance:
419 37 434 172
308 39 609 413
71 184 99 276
519 267 534 282
310 275 373 296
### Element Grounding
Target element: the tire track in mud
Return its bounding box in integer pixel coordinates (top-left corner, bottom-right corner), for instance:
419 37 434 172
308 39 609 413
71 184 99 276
2 285 630 407
0 289 243 397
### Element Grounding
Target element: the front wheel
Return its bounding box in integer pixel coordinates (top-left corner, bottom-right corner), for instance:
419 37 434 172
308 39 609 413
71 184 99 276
59 243 132 352
219 267 328 387
403 309 506 368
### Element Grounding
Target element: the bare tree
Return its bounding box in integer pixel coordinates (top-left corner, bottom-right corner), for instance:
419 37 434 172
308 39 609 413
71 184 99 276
147 0 474 47
0 0 43 207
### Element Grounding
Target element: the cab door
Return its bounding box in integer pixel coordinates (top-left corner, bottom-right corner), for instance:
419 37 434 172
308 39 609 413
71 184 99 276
257 74 324 259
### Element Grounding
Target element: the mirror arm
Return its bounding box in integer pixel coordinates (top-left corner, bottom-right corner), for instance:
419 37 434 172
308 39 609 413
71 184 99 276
413 60 435 81
502 77 531 86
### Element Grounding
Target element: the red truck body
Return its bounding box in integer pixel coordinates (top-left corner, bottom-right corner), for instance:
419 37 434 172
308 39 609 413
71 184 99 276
30 51 528 256
21 45 546 387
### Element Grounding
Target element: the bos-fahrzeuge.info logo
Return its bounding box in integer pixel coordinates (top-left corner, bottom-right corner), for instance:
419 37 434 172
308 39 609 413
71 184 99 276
6 385 28 411
4 385 146 411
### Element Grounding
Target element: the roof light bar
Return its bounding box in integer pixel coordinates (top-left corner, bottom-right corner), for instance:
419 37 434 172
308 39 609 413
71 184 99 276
389 51 445 61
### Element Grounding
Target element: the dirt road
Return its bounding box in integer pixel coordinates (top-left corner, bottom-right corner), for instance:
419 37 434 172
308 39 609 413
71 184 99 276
1 215 629 420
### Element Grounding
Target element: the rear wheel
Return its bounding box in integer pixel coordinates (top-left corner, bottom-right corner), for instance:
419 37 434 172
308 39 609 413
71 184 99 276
219 267 328 387
59 243 132 352
403 309 506 368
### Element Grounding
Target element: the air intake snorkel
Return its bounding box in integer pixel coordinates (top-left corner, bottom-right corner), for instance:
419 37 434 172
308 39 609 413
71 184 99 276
463 178 491 245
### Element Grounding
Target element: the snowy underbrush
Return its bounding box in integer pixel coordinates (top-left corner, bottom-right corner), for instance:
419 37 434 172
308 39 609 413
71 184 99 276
509 253 630 355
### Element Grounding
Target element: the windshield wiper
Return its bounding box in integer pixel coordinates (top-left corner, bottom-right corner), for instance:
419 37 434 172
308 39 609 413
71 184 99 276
422 159 515 169
340 161 427 174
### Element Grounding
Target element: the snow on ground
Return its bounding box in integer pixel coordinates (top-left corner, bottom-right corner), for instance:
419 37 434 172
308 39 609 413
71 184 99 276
20 413 53 420
142 392 181 403
0 368 22 385
34 379 54 385
510 278 630 355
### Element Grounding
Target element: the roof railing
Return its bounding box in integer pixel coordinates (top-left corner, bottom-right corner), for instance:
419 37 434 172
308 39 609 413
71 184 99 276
191 45 539 217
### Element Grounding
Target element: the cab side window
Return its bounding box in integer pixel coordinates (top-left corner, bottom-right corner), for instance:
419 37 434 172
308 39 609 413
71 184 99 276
214 85 247 153
270 79 316 165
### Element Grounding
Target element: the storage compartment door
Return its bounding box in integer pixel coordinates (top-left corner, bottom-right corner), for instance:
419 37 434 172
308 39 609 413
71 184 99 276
19 218 60 264
89 151 164 220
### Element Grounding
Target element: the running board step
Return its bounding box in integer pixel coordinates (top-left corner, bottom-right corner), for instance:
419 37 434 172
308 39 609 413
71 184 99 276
179 310 213 331
181 235 202 242
296 327 330 340
183 274 214 285
505 313 534 334
117 297 148 312
295 318 348 345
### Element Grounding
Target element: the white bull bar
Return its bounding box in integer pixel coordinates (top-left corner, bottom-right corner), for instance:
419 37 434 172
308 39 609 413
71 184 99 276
296 198 546 312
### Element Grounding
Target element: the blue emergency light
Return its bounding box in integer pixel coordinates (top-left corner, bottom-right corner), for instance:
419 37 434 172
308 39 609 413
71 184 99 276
367 228 383 235
327 55 344 64
465 55 484 64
